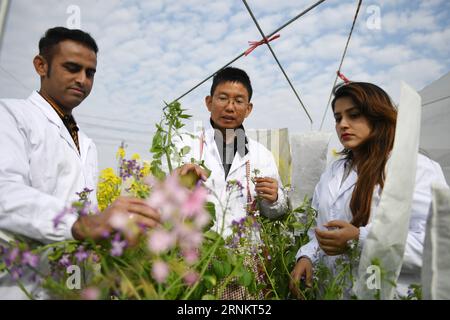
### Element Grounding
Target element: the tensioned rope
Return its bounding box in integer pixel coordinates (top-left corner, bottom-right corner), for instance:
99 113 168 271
319 0 362 130
242 0 313 124
166 0 326 110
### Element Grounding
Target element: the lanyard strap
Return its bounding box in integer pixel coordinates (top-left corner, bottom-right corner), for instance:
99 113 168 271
246 160 254 213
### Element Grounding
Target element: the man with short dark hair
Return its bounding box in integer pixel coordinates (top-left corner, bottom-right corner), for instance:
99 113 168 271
176 67 289 237
0 27 160 299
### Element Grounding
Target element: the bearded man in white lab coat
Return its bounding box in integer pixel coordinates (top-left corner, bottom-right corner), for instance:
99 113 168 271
175 67 289 238
0 27 160 299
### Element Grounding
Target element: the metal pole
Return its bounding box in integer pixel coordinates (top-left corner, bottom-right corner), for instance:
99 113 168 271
242 0 313 124
168 0 326 106
0 0 11 56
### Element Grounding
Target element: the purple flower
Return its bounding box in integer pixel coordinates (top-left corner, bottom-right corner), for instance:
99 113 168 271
22 251 39 268
75 246 89 263
110 234 127 257
76 188 94 205
53 207 76 229
58 254 71 267
90 253 100 263
5 247 20 266
79 203 92 217
119 159 142 180
10 266 23 280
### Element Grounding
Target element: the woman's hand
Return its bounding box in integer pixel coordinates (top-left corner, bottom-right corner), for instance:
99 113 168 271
315 220 359 256
289 257 313 299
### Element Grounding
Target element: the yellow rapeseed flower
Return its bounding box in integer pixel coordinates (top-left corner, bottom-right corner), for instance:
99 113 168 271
97 168 121 211
116 147 126 160
141 161 151 177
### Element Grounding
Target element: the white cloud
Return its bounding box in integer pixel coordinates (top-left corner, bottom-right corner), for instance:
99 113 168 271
0 0 449 169
408 29 450 55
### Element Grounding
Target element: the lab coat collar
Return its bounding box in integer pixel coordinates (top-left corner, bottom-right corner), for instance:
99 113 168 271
28 91 89 158
29 91 64 129
329 159 357 204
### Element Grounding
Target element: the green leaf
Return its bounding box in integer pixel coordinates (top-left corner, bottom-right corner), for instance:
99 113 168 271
203 275 217 289
212 261 225 279
65 243 77 253
180 146 191 156
223 261 232 277
204 202 216 223
151 165 166 180
204 230 224 245
290 222 305 230
238 269 253 287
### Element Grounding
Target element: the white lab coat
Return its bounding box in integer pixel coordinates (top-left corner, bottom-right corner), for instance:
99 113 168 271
174 123 288 238
0 92 98 299
296 153 448 297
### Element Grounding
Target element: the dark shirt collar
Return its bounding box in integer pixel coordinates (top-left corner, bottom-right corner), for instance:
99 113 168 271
210 118 248 157
38 91 80 152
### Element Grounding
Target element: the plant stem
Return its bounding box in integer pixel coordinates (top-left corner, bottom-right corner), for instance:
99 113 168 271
6 268 34 300
165 123 173 173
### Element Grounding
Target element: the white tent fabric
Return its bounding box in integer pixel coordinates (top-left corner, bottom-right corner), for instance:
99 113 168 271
289 132 331 209
247 128 291 188
420 71 450 184
247 130 332 209
354 83 421 299
422 184 450 299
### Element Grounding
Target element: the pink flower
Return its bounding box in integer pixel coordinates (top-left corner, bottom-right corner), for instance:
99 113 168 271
152 261 169 284
182 249 199 265
81 287 100 300
109 212 129 231
147 230 176 254
176 225 203 250
181 187 208 218
147 174 188 212
146 188 167 209
165 174 188 204
194 210 210 229
147 189 176 222
183 271 199 286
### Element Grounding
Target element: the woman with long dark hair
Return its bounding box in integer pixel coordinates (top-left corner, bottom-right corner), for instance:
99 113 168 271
289 82 448 298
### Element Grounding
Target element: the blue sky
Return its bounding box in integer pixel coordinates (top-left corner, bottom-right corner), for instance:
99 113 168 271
1 0 449 169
